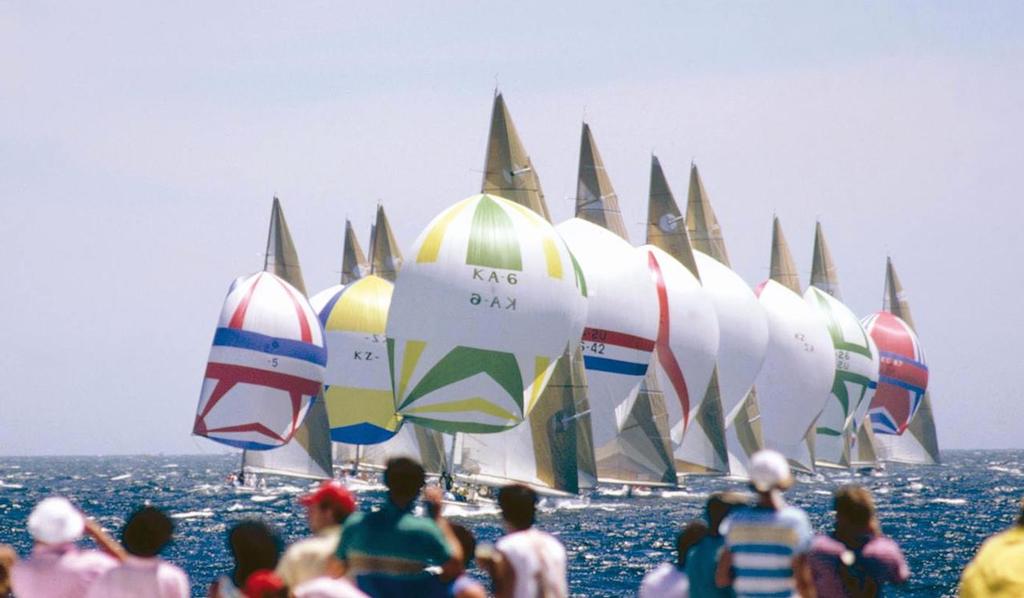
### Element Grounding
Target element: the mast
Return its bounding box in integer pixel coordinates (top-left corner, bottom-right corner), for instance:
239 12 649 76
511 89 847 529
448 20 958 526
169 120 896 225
769 216 802 294
685 163 731 266
573 125 675 486
243 197 333 479
645 155 728 474
481 93 551 220
810 221 842 299
341 219 370 285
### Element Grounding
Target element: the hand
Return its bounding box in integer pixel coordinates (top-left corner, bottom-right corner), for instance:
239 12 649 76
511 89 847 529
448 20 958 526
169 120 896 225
422 486 444 521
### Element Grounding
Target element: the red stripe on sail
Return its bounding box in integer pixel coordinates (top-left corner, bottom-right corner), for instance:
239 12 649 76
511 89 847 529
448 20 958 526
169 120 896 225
203 422 288 443
647 251 692 429
582 328 655 352
274 276 313 343
228 273 262 329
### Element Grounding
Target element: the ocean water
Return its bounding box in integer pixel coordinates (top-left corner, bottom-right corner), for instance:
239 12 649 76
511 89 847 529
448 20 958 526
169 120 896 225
0 450 1019 597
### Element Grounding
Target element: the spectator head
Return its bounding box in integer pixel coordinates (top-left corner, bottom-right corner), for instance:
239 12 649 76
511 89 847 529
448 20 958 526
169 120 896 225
384 457 426 506
834 485 876 535
450 523 477 569
27 497 84 545
122 506 174 557
0 544 17 595
227 520 282 588
748 450 793 495
498 484 537 531
242 569 287 598
706 492 747 536
299 482 357 531
676 520 709 567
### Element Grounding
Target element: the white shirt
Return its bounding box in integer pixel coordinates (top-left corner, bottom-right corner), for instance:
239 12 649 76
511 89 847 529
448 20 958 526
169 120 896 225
639 562 689 598
495 528 568 598
84 555 190 598
293 576 369 598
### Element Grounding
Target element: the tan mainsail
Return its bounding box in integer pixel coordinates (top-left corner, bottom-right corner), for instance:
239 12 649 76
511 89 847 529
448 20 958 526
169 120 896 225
341 219 369 285
770 217 802 294
851 420 878 467
575 127 676 486
527 345 591 494
369 205 403 283
480 93 551 221
646 155 728 474
686 163 731 266
575 123 628 240
878 257 940 464
244 197 333 479
810 221 842 299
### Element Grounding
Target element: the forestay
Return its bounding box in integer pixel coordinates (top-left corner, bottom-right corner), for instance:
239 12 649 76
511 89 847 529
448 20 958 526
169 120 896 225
194 272 327 450
387 193 587 434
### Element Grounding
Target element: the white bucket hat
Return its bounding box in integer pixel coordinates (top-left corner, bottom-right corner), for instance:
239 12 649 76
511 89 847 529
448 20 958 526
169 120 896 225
27 497 85 544
748 450 793 493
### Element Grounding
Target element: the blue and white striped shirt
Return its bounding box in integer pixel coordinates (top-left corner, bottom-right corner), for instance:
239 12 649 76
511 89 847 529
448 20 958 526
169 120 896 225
721 505 813 598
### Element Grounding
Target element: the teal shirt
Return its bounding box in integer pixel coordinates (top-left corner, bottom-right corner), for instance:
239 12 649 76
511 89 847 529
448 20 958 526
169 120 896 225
336 501 453 598
686 535 735 598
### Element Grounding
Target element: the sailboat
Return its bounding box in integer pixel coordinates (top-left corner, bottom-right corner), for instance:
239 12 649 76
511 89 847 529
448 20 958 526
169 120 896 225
555 124 675 487
752 218 835 472
196 198 334 481
803 223 880 468
341 219 370 284
875 257 940 464
641 156 727 475
685 164 769 476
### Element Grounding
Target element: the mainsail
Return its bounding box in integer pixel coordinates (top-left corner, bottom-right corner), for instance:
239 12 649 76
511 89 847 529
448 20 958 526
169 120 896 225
239 198 333 479
643 156 728 475
805 223 879 468
368 205 403 282
341 219 370 285
557 125 675 486
387 194 587 433
753 218 835 472
685 164 768 476
877 257 941 464
480 93 550 222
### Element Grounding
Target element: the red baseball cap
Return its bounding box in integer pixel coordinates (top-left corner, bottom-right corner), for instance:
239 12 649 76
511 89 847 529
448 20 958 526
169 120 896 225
243 569 285 597
299 481 357 515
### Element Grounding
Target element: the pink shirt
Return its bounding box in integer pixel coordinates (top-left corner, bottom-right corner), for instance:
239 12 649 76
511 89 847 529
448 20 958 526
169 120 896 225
11 543 118 598
85 555 190 598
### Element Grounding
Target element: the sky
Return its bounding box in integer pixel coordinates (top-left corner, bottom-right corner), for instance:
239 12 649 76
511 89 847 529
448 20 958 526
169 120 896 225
2 2 1022 455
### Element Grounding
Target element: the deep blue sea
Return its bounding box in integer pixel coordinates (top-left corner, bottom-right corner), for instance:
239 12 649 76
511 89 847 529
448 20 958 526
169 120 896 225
0 450 1020 597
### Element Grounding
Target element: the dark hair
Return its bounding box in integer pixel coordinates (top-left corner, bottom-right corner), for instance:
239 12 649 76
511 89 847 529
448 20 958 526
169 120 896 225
122 506 173 557
706 492 747 536
450 523 477 568
227 520 282 588
835 485 875 528
0 544 16 594
1018 498 1024 527
498 484 537 530
676 520 709 566
384 457 425 499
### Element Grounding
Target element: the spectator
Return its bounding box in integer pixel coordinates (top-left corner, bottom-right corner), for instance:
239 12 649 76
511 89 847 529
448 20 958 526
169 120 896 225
715 450 815 598
478 483 567 598
210 520 282 598
687 492 746 598
809 485 909 597
333 457 462 598
0 545 16 598
277 481 357 587
959 497 1024 597
85 506 190 597
11 496 121 598
293 574 368 598
449 523 486 598
639 520 708 597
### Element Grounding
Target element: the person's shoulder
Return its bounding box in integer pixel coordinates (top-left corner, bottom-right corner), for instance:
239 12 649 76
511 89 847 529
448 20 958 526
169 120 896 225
640 562 687 597
72 548 119 570
810 534 845 556
294 575 369 598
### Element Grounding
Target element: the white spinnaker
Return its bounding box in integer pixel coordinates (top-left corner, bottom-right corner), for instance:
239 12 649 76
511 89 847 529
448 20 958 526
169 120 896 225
640 245 719 458
754 280 835 469
804 287 880 466
387 194 587 434
555 218 659 458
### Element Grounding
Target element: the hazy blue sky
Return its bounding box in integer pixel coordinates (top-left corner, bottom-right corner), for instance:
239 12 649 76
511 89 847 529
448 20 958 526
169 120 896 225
2 2 1021 455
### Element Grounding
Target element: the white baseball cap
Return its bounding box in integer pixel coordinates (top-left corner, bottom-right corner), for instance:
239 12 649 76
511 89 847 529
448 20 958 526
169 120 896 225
27 497 85 545
748 450 793 493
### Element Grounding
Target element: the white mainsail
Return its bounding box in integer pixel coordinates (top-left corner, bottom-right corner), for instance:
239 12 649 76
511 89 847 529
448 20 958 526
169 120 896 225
753 218 835 472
